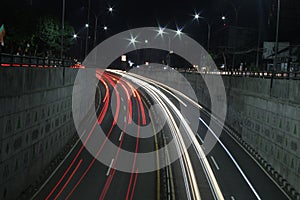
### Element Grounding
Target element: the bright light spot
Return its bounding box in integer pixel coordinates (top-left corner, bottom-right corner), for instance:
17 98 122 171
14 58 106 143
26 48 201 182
130 37 137 44
103 26 108 30
157 27 165 36
127 35 139 47
194 14 200 19
85 24 89 28
128 60 134 67
108 7 113 12
145 40 148 43
175 28 182 36
145 62 149 65
121 55 127 62
169 50 174 54
136 65 140 68
222 16 226 20
73 34 78 38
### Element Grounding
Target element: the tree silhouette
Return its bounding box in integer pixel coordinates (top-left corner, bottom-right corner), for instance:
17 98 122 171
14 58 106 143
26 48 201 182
34 16 75 57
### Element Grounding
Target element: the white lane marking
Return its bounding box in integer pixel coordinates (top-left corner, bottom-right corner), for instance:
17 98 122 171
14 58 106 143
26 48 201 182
124 116 127 122
231 196 236 200
196 134 205 150
123 105 126 110
119 131 124 141
198 105 291 200
210 156 220 170
106 159 115 176
121 97 124 102
196 133 204 143
199 117 262 200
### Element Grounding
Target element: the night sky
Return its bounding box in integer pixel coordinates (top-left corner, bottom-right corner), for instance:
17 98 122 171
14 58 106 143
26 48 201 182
17 0 260 43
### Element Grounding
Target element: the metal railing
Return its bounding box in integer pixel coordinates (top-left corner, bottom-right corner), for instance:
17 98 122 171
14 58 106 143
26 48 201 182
0 53 76 68
182 70 300 80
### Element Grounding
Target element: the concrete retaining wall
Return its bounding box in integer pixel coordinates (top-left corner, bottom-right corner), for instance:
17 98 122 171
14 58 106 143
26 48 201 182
0 68 77 200
182 72 300 195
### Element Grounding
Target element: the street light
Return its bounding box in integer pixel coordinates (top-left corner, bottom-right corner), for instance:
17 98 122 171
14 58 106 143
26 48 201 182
85 0 91 58
84 5 113 50
156 27 174 66
175 28 183 36
73 34 84 60
194 14 211 51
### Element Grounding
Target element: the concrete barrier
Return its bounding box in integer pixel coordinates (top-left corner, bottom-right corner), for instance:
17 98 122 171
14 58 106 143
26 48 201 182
0 68 78 200
182 73 300 195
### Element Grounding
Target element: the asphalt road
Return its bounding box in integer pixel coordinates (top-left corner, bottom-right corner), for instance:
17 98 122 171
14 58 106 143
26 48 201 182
31 69 290 200
32 72 157 200
145 72 290 200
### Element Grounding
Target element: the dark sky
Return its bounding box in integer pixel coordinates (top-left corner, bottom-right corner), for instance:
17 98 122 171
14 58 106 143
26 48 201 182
26 0 259 43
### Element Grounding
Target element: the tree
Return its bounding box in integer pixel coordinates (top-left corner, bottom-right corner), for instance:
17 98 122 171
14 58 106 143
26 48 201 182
34 16 75 57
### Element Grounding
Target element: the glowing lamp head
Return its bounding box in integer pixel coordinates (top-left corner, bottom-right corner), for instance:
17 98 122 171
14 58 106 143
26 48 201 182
176 28 182 36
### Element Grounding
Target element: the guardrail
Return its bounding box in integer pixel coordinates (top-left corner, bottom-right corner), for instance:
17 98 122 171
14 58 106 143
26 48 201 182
183 70 300 80
0 53 76 68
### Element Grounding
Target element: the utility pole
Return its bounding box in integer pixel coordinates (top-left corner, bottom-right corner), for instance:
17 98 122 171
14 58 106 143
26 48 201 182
85 0 91 57
273 0 281 71
61 0 65 60
94 17 98 47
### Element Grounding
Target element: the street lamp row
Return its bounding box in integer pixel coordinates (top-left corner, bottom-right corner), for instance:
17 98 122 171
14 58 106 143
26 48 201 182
193 13 226 51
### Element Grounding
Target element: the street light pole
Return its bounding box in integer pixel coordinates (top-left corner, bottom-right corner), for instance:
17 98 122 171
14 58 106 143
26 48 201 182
207 23 211 51
61 0 65 60
85 0 91 58
196 16 211 51
273 0 281 71
94 16 98 47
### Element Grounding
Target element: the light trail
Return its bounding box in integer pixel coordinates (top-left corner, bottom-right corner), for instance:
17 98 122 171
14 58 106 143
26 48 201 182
98 74 140 200
125 88 142 200
53 159 83 200
112 70 202 200
199 117 261 200
122 71 226 200
64 72 122 199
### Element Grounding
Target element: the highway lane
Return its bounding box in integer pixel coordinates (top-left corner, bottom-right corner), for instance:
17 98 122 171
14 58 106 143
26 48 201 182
32 68 288 200
200 111 290 200
127 71 290 200
112 70 224 200
32 71 158 200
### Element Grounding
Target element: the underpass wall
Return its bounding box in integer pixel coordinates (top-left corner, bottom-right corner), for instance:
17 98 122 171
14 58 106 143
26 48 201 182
182 72 300 194
0 68 78 199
